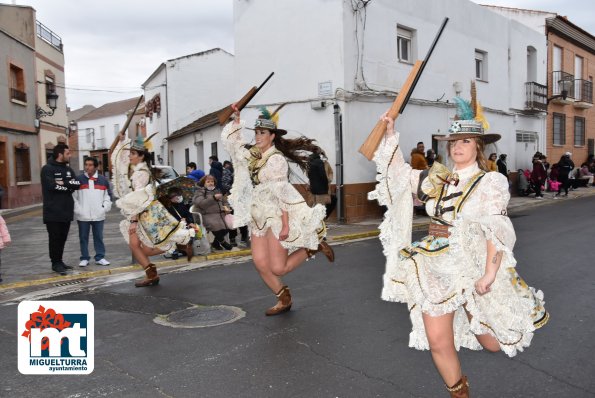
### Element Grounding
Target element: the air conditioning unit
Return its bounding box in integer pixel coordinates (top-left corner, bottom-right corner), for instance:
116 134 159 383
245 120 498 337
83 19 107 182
310 101 327 110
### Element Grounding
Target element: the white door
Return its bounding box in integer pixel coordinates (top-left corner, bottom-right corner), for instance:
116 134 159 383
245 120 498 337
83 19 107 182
515 131 538 171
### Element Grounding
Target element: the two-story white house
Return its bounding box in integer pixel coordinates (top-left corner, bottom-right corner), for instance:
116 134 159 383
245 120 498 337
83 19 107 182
228 0 548 221
76 97 143 175
141 48 234 171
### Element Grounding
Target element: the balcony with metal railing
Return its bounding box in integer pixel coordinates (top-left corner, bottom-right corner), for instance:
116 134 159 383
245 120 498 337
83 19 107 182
550 71 574 105
524 82 547 112
36 21 63 52
574 79 593 109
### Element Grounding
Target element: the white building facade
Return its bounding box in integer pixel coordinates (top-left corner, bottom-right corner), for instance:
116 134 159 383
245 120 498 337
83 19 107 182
230 0 548 221
142 48 234 170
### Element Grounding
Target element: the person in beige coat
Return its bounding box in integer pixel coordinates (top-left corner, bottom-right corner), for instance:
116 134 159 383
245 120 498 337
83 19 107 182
193 175 232 251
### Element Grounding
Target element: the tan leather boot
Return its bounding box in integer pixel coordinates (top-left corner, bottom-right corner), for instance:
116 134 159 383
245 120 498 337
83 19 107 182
134 263 160 287
306 241 335 263
265 286 292 316
446 375 469 398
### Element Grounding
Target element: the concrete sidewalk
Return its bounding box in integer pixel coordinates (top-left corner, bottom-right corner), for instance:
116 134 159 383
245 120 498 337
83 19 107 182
1 185 594 290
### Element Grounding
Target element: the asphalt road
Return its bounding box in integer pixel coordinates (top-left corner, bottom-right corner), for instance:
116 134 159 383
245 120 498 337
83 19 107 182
1 197 594 397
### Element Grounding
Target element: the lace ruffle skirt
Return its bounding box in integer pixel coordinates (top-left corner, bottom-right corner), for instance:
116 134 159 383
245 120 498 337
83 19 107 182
385 252 548 357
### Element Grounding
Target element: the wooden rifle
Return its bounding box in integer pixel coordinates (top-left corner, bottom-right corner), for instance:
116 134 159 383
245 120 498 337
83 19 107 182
358 18 449 160
108 94 144 169
218 72 275 125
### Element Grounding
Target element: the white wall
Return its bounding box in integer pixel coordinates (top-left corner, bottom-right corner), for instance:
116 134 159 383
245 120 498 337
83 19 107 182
144 49 234 167
168 50 234 131
143 65 168 167
77 114 128 167
229 0 547 185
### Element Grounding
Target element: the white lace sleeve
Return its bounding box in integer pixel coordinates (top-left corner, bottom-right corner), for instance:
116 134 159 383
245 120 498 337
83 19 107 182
367 133 416 302
471 172 516 252
221 120 253 228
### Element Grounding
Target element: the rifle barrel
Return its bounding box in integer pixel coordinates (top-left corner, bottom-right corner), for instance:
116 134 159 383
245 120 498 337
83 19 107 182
399 17 449 114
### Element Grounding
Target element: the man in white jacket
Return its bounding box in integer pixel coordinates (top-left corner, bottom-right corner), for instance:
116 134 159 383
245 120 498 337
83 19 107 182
74 157 112 266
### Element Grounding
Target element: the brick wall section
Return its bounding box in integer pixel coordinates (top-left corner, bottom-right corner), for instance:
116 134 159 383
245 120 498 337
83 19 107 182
546 31 595 166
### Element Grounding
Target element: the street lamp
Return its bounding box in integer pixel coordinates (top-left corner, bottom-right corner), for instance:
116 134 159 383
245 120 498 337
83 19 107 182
547 78 572 104
36 90 59 118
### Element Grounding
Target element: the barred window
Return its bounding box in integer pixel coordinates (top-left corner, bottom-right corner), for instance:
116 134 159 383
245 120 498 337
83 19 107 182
553 113 565 145
574 117 585 146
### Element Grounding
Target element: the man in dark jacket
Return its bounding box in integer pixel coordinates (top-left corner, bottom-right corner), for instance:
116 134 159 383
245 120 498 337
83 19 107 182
497 154 508 177
208 155 224 190
307 152 330 205
41 144 80 275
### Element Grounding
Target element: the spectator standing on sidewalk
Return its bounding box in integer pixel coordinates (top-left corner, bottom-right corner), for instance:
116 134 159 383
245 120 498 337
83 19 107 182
307 151 331 206
487 153 498 172
193 175 232 251
555 152 574 197
74 157 112 267
208 156 224 190
531 156 546 199
0 183 4 209
40 144 81 275
410 142 428 170
496 154 508 177
0 214 11 283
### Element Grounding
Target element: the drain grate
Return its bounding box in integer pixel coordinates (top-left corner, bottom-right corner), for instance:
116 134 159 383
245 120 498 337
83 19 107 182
53 279 87 287
154 305 245 328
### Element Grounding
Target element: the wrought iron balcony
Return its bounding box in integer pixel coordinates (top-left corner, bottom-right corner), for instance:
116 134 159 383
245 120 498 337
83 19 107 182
525 82 547 112
550 71 574 105
574 79 593 109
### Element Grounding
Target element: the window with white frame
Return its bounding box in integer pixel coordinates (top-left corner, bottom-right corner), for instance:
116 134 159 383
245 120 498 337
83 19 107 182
114 124 120 135
475 50 488 81
553 113 565 146
397 26 414 63
574 117 585 146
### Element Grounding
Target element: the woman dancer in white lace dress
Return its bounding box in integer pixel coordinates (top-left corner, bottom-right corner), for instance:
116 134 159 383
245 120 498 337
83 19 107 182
111 132 192 287
369 109 548 397
221 105 334 316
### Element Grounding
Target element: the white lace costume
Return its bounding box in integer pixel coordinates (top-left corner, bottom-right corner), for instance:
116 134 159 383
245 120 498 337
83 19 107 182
368 134 548 357
221 121 327 251
111 138 191 251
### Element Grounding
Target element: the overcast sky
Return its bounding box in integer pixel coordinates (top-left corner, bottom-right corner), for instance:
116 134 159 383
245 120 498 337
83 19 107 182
4 0 593 110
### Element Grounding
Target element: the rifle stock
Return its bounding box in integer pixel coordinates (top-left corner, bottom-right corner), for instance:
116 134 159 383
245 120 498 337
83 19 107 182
358 61 422 160
218 87 257 125
218 72 274 125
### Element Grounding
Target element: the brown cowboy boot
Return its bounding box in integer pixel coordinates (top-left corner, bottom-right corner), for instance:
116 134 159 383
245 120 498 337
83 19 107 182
175 242 193 262
265 286 292 316
306 241 335 263
446 375 469 398
134 263 160 287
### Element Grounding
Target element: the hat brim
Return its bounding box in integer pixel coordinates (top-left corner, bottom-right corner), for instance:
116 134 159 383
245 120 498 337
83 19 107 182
246 127 287 136
435 133 501 144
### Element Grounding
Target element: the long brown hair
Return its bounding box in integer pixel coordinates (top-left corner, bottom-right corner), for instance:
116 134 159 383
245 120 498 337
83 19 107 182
447 138 489 172
270 133 325 173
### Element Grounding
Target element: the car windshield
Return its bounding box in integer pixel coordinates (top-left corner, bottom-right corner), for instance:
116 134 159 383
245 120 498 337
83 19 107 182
153 167 178 180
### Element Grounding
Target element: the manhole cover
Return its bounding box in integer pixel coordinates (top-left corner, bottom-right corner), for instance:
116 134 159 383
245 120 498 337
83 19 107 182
154 305 245 328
